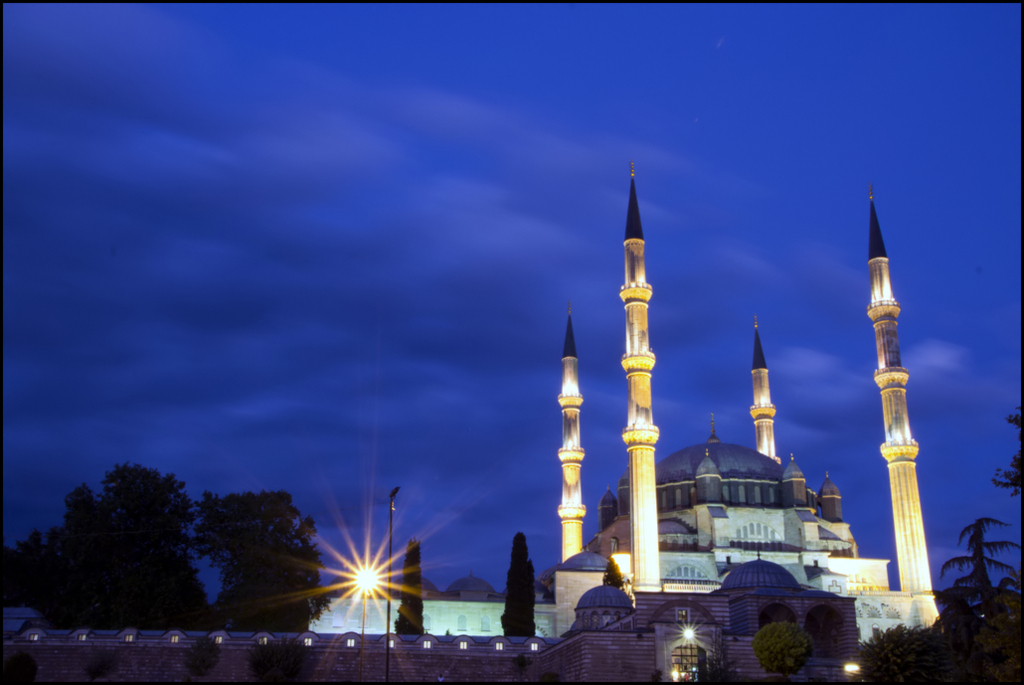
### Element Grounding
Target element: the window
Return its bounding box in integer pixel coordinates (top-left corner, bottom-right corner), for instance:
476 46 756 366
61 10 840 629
124 634 135 643
722 484 730 502
872 625 881 640
459 641 468 650
29 634 39 642
738 484 746 503
214 636 223 645
754 485 762 504
78 634 87 642
346 638 355 648
531 642 539 652
170 635 179 644
814 559 819 568
495 642 504 651
304 638 313 647
457 615 467 632
610 537 619 555
423 615 432 631
660 490 667 509
481 616 490 632
423 641 432 649
676 608 689 624
258 636 268 645
675 488 682 508
768 487 776 504
389 639 394 648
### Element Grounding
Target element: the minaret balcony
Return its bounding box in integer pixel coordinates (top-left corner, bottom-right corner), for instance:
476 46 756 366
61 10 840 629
874 368 909 389
622 425 659 447
881 441 919 463
867 301 901 321
558 394 584 408
558 448 585 463
619 284 652 303
750 405 777 419
621 352 656 372
558 504 586 520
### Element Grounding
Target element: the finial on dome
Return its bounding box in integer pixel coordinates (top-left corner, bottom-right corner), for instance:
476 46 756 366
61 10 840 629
754 315 758 329
707 414 721 444
790 453 794 462
630 160 635 178
869 183 874 201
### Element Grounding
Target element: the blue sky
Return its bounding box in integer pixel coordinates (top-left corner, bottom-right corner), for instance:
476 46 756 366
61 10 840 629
3 4 1020 597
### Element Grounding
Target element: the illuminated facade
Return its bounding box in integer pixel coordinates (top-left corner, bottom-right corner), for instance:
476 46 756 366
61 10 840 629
557 309 586 562
866 191 938 624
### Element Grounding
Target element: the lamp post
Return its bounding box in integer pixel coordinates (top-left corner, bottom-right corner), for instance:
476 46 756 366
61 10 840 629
386 486 400 683
356 567 378 683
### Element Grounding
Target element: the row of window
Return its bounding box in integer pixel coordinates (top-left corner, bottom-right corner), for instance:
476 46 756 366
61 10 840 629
657 482 781 510
31 633 539 652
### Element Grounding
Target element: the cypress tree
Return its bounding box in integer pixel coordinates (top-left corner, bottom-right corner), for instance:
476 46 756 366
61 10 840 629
395 539 423 635
501 532 536 636
603 558 625 590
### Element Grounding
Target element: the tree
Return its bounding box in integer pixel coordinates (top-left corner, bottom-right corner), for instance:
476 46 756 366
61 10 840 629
705 630 738 683
196 490 329 632
603 558 625 590
395 538 423 635
975 568 1022 683
184 636 221 679
993 408 1021 496
3 652 38 683
3 464 207 629
501 532 536 637
751 622 812 680
246 639 306 681
857 624 953 682
936 518 1021 680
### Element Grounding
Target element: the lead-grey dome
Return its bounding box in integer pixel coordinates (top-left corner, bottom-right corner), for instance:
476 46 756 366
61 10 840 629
650 442 784 483
576 585 633 610
721 559 801 591
818 474 841 498
446 573 495 594
557 552 608 572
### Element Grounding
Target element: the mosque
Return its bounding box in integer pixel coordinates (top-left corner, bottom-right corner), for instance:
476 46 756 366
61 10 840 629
312 174 939 680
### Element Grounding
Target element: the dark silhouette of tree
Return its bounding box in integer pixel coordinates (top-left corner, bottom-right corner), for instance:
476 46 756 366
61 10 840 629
3 463 207 629
751 622 812 680
196 490 328 632
858 624 953 682
993 408 1021 496
936 518 1021 680
603 558 625 590
501 532 536 637
976 568 1021 683
395 539 423 635
184 636 221 679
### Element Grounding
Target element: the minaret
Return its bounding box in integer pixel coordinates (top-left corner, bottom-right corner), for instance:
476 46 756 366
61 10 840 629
619 165 661 593
866 188 934 601
750 319 780 464
557 305 585 562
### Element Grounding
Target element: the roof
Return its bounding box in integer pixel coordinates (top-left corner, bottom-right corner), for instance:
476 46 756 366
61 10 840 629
782 456 804 481
721 559 801 591
868 200 888 260
624 178 644 241
658 519 692 535
696 453 721 477
3 608 44 619
446 573 496 594
818 474 841 498
563 313 577 359
576 585 633 611
752 328 768 370
641 442 784 484
557 551 608 572
599 487 618 506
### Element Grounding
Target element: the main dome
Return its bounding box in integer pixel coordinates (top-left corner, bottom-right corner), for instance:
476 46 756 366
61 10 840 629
655 442 784 483
721 559 801 591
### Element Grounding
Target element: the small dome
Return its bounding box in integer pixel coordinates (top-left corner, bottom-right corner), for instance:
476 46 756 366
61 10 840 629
721 559 801 591
696 454 720 477
446 573 496 594
421 578 439 593
576 585 633 611
782 456 804 481
599 487 618 506
558 552 609 572
818 474 841 498
658 519 691 535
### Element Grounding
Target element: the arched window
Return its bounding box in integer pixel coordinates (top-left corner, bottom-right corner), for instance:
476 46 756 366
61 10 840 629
610 537 619 555
481 615 490 632
457 615 467 632
661 490 667 509
768 486 776 504
754 485 763 504
675 488 682 508
423 615 431 631
738 484 746 503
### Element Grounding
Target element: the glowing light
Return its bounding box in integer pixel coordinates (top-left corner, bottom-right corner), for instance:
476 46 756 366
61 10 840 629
844 663 861 674
683 627 696 641
355 567 380 595
611 553 631 576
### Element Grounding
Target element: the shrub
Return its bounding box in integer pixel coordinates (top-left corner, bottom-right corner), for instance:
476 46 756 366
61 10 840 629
185 636 221 678
858 624 953 682
247 640 306 681
84 650 118 682
752 622 812 680
3 652 38 683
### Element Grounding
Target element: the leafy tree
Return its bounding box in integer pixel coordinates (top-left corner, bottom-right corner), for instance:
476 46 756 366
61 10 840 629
246 639 306 682
751 622 812 680
184 636 221 679
976 568 1022 683
83 650 118 682
936 518 1021 680
603 558 625 590
395 538 423 635
705 630 738 683
501 532 536 637
196 490 329 632
4 464 207 629
993 408 1021 496
3 652 38 683
857 624 953 682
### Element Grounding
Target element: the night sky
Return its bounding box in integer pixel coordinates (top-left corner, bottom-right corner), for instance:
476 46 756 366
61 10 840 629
4 5 1021 599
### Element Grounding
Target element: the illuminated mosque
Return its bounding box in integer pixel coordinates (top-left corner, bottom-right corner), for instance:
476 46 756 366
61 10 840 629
313 174 938 680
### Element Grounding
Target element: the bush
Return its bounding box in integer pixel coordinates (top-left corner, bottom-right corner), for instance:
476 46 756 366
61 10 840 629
84 650 118 682
3 652 38 683
857 624 953 682
247 640 306 681
184 636 221 678
752 622 812 679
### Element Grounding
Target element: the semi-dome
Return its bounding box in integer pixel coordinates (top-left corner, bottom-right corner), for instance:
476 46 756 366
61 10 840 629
576 585 633 611
557 551 608 572
646 441 784 484
446 573 496 594
721 559 801 591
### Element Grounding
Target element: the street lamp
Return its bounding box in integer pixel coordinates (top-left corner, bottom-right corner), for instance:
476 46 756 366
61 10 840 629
356 566 379 683
386 486 399 683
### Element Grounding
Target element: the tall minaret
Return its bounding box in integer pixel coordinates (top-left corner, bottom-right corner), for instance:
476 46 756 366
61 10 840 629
750 319 780 464
620 166 661 593
557 305 586 562
866 187 934 602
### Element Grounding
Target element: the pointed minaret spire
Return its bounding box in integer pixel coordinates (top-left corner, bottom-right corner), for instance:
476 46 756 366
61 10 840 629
750 320 779 463
557 307 585 562
619 170 660 592
865 192 936 623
